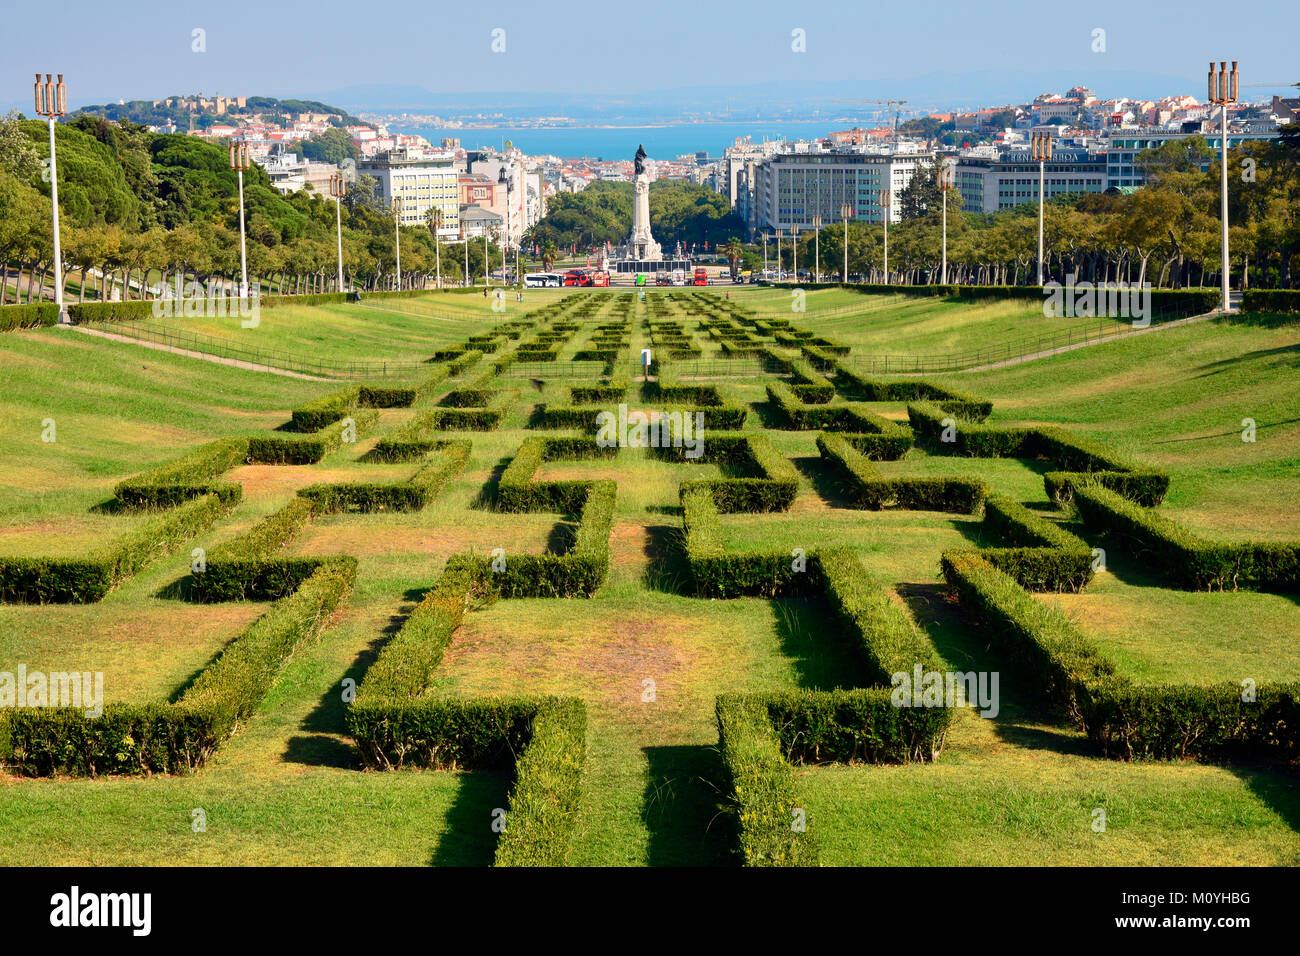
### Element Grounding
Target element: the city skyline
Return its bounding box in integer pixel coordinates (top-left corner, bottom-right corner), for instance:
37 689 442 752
5 0 1296 114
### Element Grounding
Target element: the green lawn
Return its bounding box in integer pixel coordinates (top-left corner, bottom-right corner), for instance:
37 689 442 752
1 289 1297 867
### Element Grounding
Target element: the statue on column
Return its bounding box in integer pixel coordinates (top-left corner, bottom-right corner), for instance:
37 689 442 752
634 144 647 177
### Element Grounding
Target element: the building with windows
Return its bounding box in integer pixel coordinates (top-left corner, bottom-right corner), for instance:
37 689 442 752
955 147 1107 213
1103 124 1279 190
747 146 933 236
359 147 460 238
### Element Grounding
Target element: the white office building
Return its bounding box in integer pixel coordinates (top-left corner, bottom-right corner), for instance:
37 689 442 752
359 147 460 238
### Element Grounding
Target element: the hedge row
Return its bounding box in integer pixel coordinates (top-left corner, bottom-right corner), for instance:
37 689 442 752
498 436 617 513
670 434 799 512
0 302 60 331
940 550 1117 726
0 493 230 604
1072 485 1300 592
817 547 946 685
940 549 1300 763
4 560 354 775
113 437 248 509
979 494 1095 592
189 496 320 601
246 408 380 464
817 433 985 512
298 440 469 513
908 404 1169 505
830 283 1220 317
714 694 819 867
377 390 515 438
764 689 951 765
681 487 813 597
831 365 992 421
1240 289 1300 314
766 382 912 457
451 479 616 597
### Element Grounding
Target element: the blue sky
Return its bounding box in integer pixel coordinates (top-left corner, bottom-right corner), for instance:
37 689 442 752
6 0 1297 109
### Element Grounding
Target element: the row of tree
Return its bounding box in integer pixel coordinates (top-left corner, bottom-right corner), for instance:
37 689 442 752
0 113 514 304
737 125 1300 288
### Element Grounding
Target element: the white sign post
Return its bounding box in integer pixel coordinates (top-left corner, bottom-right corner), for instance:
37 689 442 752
641 348 653 381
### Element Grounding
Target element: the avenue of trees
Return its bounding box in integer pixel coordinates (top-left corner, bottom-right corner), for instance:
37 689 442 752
0 113 506 304
756 127 1300 288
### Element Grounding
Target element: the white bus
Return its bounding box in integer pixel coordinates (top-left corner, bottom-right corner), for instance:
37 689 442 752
524 272 564 288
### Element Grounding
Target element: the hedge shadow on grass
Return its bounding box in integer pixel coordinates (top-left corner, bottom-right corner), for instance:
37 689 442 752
642 743 733 867
642 524 690 594
771 597 866 691
428 769 516 868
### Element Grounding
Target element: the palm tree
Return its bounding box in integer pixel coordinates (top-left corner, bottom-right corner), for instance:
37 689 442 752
540 240 558 271
723 237 744 279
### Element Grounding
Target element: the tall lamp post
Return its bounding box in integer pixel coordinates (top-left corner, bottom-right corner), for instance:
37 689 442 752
390 196 403 291
1031 130 1053 285
811 214 822 283
428 206 444 289
937 160 955 285
840 202 852 281
229 141 251 300
329 173 346 292
34 73 68 324
762 231 769 278
878 190 891 285
791 224 799 280
1208 60 1239 312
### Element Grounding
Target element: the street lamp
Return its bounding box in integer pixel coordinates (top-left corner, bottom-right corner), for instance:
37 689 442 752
840 202 853 282
1031 130 1053 285
390 196 403 291
34 73 68 324
763 231 769 278
878 189 891 285
1208 60 1239 312
229 141 252 300
811 214 823 283
428 206 444 289
937 160 955 285
791 224 799 281
329 173 346 293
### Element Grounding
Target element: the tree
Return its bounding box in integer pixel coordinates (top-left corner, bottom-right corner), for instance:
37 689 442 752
301 127 361 166
723 237 744 279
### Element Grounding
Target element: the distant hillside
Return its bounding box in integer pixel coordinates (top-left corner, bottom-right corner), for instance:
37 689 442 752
71 95 370 131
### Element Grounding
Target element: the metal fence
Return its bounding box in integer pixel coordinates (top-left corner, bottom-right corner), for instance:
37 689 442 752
837 312 1200 375
86 322 427 378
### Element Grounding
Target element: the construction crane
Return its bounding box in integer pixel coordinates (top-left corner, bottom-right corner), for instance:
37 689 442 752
835 98 909 146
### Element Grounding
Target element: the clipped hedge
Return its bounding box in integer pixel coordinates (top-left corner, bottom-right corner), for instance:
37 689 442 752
764 688 951 764
189 497 320 602
0 302 61 331
247 409 380 464
5 560 354 776
940 550 1117 725
1072 485 1300 592
0 493 230 604
715 694 819 867
299 440 469 513
113 437 248 509
670 434 798 513
980 493 1095 592
682 487 813 598
817 433 985 512
1241 290 1300 314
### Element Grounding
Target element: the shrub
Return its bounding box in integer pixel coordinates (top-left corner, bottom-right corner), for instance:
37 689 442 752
980 494 1095 591
190 497 319 602
290 386 360 432
940 550 1118 725
0 303 60 331
113 437 248 509
299 440 469 513
817 433 984 512
764 689 950 764
681 488 811 597
0 494 230 604
1072 485 1300 591
247 409 379 464
715 694 819 867
5 560 354 775
1043 469 1170 507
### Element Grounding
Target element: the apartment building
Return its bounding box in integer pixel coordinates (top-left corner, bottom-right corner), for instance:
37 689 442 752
360 147 460 237
955 147 1107 213
747 146 933 235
